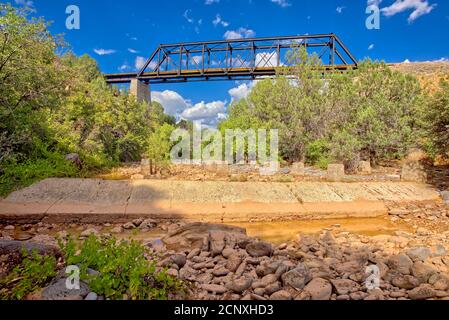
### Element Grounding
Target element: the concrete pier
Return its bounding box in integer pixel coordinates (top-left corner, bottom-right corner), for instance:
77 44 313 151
130 79 151 104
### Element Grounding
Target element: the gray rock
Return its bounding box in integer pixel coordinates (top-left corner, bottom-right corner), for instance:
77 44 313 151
0 240 60 257
187 248 201 260
330 279 359 295
122 222 136 230
304 278 332 300
411 262 437 283
226 277 253 294
140 219 157 230
387 254 413 275
408 284 436 300
42 278 90 300
226 256 242 273
281 264 312 290
170 254 187 268
246 241 273 258
85 292 98 301
209 231 226 256
391 275 420 290
406 247 432 262
264 282 282 295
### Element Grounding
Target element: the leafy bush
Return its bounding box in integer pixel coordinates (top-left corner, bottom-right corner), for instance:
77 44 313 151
59 236 187 300
220 48 423 165
0 250 57 300
423 79 449 158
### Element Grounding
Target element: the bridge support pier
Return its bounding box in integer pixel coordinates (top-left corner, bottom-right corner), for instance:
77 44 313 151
130 79 151 104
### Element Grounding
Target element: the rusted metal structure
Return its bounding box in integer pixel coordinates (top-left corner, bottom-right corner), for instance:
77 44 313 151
105 33 358 85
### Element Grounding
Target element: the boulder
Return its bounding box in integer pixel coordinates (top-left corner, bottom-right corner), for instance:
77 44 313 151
0 240 60 257
330 279 359 295
406 247 432 262
163 223 247 252
41 278 90 300
387 254 413 275
226 277 253 294
209 231 226 256
246 241 273 258
304 278 332 300
281 264 312 290
391 275 420 290
411 262 437 283
408 284 436 300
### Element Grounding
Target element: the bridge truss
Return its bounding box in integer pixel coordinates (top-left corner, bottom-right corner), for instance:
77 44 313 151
105 33 358 84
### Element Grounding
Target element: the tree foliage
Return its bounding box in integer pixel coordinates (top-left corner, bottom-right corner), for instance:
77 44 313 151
220 48 424 167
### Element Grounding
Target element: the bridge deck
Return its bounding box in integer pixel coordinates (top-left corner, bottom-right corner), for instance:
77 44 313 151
105 65 355 84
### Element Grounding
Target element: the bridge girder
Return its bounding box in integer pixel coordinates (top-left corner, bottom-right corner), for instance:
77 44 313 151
105 33 358 84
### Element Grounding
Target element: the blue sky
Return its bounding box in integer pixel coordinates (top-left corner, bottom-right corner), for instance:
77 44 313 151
14 0 449 126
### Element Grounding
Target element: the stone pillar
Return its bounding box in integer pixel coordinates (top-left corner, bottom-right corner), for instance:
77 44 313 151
130 79 151 104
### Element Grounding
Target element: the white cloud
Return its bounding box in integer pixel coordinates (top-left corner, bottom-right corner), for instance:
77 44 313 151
128 48 139 54
119 63 131 72
271 0 291 8
93 49 116 56
380 0 436 23
152 90 227 126
224 27 256 40
229 82 256 102
368 44 375 50
205 0 219 4
336 6 345 13
213 14 230 27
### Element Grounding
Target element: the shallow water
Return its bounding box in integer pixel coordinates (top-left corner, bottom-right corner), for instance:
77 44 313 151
15 217 412 246
229 217 413 244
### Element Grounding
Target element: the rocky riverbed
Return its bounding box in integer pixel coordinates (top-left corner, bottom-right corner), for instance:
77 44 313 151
1 201 449 300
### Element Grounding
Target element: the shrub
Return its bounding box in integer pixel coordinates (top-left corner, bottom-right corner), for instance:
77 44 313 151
59 236 187 300
0 250 57 300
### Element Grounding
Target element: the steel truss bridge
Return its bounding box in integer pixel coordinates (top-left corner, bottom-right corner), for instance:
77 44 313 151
104 33 358 85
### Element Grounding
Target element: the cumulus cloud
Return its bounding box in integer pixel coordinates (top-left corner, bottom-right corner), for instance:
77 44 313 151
93 49 116 56
369 0 437 23
336 6 345 13
271 0 291 8
224 28 256 40
228 82 256 102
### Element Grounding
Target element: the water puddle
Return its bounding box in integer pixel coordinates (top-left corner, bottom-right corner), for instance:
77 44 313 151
229 217 413 244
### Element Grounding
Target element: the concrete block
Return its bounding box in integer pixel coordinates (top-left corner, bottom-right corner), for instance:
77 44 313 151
327 164 345 182
357 161 372 175
401 161 427 183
